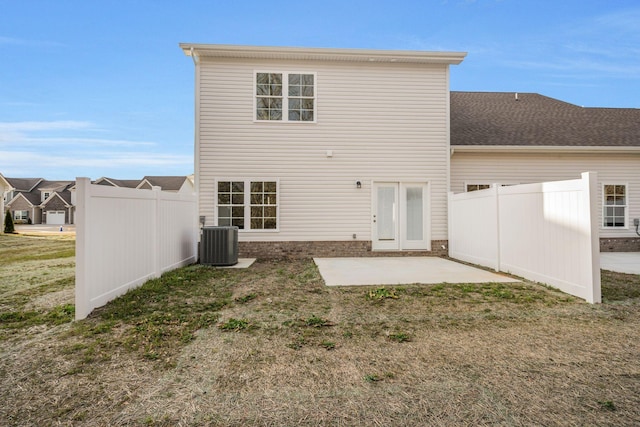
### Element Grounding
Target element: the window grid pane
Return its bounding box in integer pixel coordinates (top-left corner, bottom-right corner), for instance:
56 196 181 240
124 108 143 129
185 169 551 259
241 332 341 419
466 184 491 192
256 73 283 121
250 181 278 230
603 184 627 227
288 73 314 122
218 181 245 229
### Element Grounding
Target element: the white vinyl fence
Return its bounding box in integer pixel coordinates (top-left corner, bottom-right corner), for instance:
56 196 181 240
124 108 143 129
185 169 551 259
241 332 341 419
449 172 601 303
75 177 198 320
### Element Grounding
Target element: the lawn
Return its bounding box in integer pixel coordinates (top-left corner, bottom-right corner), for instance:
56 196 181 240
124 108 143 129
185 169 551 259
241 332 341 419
1 233 639 426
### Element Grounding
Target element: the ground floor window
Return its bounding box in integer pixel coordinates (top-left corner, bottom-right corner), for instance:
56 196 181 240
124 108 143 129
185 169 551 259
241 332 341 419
466 184 491 192
217 180 278 230
603 184 627 228
14 210 28 221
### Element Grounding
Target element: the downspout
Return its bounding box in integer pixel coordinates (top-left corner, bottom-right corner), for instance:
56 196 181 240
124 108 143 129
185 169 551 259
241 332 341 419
190 46 202 240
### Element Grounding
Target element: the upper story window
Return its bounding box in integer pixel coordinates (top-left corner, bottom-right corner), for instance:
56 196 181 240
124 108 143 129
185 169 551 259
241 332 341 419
255 72 315 122
42 191 50 202
603 184 627 228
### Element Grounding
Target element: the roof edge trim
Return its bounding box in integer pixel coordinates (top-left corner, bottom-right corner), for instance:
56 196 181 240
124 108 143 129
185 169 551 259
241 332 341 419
451 145 640 154
179 43 467 65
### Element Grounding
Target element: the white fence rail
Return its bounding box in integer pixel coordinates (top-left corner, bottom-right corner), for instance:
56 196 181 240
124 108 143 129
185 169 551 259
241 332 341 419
75 177 198 320
449 172 601 303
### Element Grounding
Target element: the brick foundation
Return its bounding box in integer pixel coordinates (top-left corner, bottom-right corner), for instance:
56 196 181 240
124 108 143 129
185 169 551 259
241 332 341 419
600 237 640 252
239 240 449 259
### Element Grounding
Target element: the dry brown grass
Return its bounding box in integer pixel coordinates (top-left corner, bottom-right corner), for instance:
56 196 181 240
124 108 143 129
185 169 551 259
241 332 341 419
1 239 639 426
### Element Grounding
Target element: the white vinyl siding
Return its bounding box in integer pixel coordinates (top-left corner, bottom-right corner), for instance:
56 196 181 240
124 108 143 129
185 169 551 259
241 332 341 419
197 57 450 242
451 152 640 238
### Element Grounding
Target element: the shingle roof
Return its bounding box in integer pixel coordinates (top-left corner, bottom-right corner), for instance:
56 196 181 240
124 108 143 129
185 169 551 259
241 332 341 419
450 92 640 147
96 177 140 188
5 177 43 192
37 180 74 192
141 176 188 191
11 191 40 206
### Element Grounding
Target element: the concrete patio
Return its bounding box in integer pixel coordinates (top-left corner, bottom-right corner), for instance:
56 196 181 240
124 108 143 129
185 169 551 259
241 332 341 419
600 252 640 275
314 257 518 287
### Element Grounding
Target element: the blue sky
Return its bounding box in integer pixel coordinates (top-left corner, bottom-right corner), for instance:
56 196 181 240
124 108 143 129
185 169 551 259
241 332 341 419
1 0 638 180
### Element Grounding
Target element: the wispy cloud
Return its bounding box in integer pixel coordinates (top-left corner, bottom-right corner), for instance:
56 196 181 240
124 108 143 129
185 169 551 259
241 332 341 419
0 120 155 147
493 7 640 82
0 121 93 132
0 137 155 147
0 151 193 178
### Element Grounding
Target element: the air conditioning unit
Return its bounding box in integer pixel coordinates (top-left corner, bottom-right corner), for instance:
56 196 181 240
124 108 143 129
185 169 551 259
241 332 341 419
200 226 239 266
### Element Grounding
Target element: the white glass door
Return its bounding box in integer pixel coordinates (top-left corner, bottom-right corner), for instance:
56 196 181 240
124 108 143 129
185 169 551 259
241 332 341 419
400 183 429 250
373 183 399 250
373 182 429 251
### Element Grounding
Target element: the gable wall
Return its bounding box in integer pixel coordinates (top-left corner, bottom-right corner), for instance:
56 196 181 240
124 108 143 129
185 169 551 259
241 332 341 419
450 152 640 238
197 57 451 241
7 195 40 223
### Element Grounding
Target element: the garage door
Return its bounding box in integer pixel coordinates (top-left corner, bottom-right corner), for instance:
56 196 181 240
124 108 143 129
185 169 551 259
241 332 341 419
46 211 66 225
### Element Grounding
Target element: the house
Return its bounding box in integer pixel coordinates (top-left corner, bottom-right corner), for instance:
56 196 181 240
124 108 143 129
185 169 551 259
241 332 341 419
94 176 195 193
4 178 75 225
136 176 195 193
93 177 141 188
449 92 640 252
0 173 12 230
180 43 466 257
181 43 640 257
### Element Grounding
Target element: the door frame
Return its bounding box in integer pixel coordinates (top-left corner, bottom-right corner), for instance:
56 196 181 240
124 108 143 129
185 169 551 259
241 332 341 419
371 180 431 251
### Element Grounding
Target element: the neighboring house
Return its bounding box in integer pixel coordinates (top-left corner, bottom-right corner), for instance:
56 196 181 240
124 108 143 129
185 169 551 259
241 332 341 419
94 177 141 188
5 178 74 225
181 43 640 257
181 43 467 257
0 173 12 230
136 176 195 193
5 175 194 225
449 92 640 251
94 176 195 193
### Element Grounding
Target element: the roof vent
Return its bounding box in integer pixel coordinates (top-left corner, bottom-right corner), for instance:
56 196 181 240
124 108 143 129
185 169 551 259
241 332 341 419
515 92 519 101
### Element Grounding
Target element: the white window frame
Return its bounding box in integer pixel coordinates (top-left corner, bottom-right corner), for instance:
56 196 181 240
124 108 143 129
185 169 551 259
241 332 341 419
254 71 317 123
14 210 28 221
464 182 520 192
465 183 492 192
215 179 280 232
602 183 628 229
42 191 50 202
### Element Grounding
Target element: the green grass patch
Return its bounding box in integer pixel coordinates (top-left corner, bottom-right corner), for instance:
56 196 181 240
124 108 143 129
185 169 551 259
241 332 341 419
65 265 232 368
601 270 640 301
235 293 257 304
219 318 251 332
303 314 334 327
0 303 75 334
367 287 399 301
388 332 411 343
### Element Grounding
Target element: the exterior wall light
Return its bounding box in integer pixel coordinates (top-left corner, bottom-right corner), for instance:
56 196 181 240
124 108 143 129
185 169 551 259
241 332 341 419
356 181 362 189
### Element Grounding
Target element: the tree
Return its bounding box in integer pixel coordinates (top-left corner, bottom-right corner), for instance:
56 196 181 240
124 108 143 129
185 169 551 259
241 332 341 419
4 209 14 233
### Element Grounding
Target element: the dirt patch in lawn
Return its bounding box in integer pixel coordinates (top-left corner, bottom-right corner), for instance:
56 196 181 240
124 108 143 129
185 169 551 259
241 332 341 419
1 241 639 426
